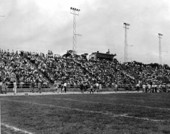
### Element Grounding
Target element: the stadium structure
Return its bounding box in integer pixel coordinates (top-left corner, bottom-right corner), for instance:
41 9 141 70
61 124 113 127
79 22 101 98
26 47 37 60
0 5 170 134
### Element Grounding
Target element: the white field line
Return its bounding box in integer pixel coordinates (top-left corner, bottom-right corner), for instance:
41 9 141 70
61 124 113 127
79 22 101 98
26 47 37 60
1 99 167 123
0 91 142 97
2 91 166 105
107 97 170 105
1 123 33 134
4 91 169 104
123 96 170 102
122 103 170 111
50 97 170 111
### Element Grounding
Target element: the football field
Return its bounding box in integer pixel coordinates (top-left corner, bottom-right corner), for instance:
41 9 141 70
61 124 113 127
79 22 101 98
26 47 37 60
0 92 170 134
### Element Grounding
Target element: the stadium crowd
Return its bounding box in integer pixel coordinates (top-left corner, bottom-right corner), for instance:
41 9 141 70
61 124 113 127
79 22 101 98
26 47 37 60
0 50 49 91
0 49 170 93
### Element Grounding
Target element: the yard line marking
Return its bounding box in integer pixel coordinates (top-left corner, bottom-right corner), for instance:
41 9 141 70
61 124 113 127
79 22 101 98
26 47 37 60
1 99 167 123
120 115 166 122
121 104 170 111
47 97 170 111
105 97 170 105
1 123 33 134
123 96 170 102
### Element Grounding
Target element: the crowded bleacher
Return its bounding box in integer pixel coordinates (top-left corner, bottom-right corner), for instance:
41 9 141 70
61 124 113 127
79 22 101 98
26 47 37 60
0 48 170 93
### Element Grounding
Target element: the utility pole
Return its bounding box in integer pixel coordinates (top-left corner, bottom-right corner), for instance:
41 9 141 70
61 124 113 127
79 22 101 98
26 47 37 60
70 7 80 53
158 33 163 65
123 22 130 63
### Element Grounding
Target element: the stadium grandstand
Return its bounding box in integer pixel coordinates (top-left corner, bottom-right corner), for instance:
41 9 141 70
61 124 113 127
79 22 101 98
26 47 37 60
0 48 170 94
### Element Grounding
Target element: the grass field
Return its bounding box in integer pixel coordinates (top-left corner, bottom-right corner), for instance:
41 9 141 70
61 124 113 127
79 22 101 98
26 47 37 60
0 92 170 134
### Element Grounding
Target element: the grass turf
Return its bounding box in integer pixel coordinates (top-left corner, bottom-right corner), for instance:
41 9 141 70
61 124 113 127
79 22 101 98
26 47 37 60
1 93 170 134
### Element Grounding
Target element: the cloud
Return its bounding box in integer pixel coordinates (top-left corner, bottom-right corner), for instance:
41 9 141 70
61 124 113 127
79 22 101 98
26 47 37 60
0 0 170 65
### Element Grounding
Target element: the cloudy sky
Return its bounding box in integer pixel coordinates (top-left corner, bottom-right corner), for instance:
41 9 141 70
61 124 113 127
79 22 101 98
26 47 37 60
0 0 170 64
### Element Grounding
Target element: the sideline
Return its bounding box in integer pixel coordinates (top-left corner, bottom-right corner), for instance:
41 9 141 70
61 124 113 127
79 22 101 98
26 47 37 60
0 91 143 97
1 123 33 134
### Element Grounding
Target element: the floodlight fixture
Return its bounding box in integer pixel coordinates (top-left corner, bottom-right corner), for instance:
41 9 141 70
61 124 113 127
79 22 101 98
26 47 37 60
70 7 80 12
158 33 163 36
124 22 130 26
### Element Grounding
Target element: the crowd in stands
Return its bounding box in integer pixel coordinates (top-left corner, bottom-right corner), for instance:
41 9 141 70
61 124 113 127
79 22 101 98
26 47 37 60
0 50 49 89
0 49 170 93
122 62 170 84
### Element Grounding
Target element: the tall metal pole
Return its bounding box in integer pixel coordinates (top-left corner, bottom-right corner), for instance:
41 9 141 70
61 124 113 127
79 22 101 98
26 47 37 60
73 12 76 51
0 102 1 134
70 7 80 53
158 33 163 65
124 22 130 62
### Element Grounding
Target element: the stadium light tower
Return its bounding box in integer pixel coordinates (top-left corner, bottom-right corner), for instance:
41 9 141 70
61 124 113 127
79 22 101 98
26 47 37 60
158 33 163 65
0 102 1 134
70 7 80 53
123 22 130 63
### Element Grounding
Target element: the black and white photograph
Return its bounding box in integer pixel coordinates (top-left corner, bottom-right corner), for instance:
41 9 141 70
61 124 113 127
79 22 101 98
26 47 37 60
0 0 170 133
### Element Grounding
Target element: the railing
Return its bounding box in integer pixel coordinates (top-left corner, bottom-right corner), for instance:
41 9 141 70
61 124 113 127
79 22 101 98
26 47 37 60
6 83 49 89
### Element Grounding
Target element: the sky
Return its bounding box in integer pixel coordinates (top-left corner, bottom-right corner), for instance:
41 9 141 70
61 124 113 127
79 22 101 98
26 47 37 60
0 0 170 65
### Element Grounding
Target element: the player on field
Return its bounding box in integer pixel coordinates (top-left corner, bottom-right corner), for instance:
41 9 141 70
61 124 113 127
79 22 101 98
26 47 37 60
0 80 2 94
2 81 7 94
95 82 99 92
147 83 151 93
63 82 67 93
114 83 118 91
99 83 102 91
30 80 35 93
142 83 146 93
38 81 42 93
54 81 59 93
89 83 95 94
13 80 17 95
136 83 140 91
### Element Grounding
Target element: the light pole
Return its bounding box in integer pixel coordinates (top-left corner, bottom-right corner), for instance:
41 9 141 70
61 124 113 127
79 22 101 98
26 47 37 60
123 22 130 63
70 7 80 53
158 33 163 65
